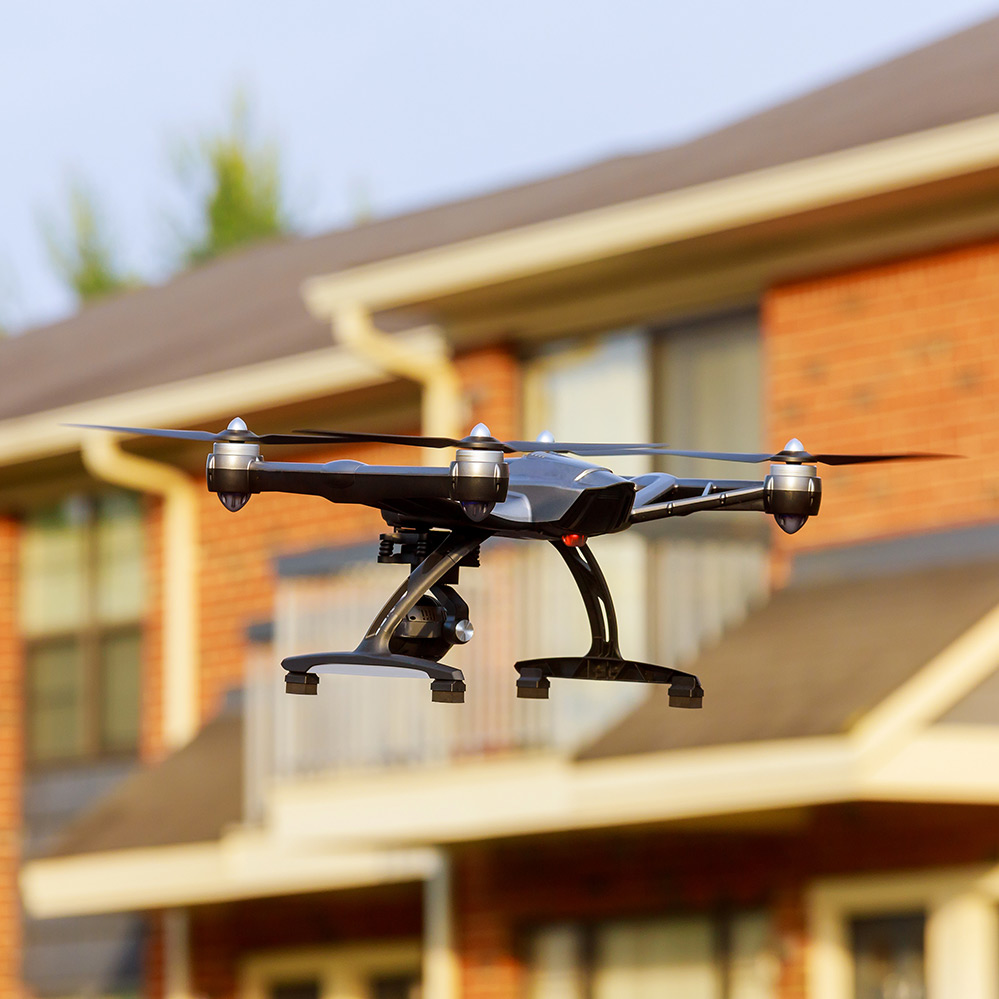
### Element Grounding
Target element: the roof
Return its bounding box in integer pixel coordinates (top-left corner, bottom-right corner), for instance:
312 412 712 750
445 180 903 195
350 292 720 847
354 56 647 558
4 14 999 422
46 709 242 858
580 558 999 760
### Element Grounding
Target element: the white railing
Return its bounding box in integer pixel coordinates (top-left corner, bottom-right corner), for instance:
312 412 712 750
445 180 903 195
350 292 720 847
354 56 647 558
245 533 768 804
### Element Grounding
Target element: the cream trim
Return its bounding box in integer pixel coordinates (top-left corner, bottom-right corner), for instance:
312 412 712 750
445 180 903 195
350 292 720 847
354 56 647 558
807 866 999 999
304 113 999 315
267 740 858 848
20 838 440 917
852 600 999 764
164 909 193 999
0 336 442 468
81 434 200 747
329 307 465 459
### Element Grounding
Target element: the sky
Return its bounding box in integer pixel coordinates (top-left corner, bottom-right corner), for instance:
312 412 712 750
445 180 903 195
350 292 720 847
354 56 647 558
2 0 999 332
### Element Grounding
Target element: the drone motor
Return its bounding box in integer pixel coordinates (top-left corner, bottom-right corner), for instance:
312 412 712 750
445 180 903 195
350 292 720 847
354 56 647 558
762 439 822 534
449 423 509 521
205 418 261 512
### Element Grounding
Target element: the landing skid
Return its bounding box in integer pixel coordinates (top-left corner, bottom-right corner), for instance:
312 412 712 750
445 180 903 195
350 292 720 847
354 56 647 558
281 532 704 707
282 531 483 702
514 541 704 708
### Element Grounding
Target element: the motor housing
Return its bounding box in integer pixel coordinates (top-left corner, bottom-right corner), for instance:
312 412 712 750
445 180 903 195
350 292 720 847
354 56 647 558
763 463 822 534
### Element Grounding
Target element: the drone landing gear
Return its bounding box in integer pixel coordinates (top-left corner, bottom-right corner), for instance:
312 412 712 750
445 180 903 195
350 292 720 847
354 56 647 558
282 531 483 703
514 540 704 708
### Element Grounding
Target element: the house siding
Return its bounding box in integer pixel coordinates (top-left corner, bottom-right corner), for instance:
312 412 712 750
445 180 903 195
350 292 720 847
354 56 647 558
767 239 999 551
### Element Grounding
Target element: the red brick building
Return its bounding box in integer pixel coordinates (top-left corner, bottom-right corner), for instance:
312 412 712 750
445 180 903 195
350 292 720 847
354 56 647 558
8 15 999 999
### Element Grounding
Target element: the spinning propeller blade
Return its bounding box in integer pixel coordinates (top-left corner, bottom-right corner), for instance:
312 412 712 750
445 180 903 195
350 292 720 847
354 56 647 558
64 419 339 446
293 426 667 455
644 437 955 465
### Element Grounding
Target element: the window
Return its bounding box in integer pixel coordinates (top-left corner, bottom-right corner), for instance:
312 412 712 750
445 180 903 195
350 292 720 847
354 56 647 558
240 943 421 999
851 912 925 999
528 912 778 999
655 312 762 483
21 493 145 764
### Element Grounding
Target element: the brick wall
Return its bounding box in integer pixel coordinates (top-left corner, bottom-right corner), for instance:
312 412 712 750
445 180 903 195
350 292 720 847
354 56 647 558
0 518 22 999
188 886 423 999
455 802 999 999
767 240 999 551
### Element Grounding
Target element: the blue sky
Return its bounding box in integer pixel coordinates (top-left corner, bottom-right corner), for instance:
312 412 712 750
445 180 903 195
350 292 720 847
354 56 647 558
2 0 998 331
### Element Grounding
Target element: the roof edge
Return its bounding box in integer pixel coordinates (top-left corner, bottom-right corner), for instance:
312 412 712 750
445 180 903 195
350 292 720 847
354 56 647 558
0 335 441 469
304 111 999 314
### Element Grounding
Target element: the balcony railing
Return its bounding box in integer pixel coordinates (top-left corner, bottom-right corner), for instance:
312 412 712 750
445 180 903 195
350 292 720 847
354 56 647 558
245 533 768 811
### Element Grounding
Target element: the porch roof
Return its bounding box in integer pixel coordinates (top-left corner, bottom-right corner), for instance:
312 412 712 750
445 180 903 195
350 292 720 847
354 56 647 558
581 558 999 760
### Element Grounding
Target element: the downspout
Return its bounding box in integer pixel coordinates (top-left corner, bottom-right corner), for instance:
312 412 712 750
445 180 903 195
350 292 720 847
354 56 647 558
327 301 465 458
80 434 199 749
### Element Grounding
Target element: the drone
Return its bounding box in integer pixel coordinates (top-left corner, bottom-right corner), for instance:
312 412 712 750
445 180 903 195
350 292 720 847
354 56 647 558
71 419 946 706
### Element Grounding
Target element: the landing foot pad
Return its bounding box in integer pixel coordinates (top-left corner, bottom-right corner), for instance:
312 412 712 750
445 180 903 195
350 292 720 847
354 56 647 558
515 657 704 708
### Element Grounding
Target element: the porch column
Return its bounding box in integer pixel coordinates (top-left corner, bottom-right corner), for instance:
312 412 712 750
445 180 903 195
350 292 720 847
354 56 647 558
164 908 193 999
424 850 460 999
927 890 999 999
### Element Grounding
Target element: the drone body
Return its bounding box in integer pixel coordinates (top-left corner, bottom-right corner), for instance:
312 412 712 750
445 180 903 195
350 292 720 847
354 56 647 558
72 419 945 705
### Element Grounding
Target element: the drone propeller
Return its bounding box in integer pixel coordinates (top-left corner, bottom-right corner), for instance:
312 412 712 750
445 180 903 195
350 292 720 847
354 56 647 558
67 420 668 456
291 424 670 456
644 438 955 465
64 418 356 447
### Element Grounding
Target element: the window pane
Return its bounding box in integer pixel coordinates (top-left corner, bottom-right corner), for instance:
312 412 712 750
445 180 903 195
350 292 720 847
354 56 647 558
269 980 321 999
368 973 421 999
659 314 762 481
729 911 778 999
594 917 720 999
524 331 652 477
528 924 586 999
99 630 142 753
29 640 87 762
852 912 926 999
95 493 145 623
20 500 89 636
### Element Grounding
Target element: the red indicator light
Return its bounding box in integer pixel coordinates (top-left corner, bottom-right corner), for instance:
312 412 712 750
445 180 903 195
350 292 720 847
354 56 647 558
562 533 587 547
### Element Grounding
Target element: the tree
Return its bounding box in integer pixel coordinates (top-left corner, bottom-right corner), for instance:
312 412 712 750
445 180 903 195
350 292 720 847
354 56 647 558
42 182 136 304
176 96 288 265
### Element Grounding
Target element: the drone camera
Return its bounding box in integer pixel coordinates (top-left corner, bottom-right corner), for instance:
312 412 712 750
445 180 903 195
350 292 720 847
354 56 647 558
763 463 822 534
206 439 262 513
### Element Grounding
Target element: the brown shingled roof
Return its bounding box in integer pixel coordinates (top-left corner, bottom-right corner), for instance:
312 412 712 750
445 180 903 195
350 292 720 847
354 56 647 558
580 559 999 760
47 710 242 857
3 14 999 422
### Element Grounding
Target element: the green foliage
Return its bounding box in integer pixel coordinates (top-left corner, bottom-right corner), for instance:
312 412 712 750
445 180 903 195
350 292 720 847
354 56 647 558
179 96 287 265
42 183 136 304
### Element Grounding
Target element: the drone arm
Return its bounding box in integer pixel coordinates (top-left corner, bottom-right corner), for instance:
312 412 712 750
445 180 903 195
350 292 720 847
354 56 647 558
630 483 766 523
210 458 507 505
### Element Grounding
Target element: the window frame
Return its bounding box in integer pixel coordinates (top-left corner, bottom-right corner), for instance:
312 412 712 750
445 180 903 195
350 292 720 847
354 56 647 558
526 908 779 999
238 941 422 999
22 492 146 768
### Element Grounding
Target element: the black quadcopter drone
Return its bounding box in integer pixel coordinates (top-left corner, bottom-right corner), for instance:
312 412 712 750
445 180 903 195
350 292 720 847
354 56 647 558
72 419 945 706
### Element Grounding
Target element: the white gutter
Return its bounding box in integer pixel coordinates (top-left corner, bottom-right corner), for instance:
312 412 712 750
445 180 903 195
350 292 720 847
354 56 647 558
0 337 442 470
81 434 199 748
308 301 465 458
303 112 999 314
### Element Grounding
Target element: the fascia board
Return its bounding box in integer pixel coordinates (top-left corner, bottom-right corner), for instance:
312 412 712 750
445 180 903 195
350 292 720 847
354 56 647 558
303 112 999 315
850 600 999 764
859 725 999 803
20 838 440 918
0 337 440 469
266 739 860 848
